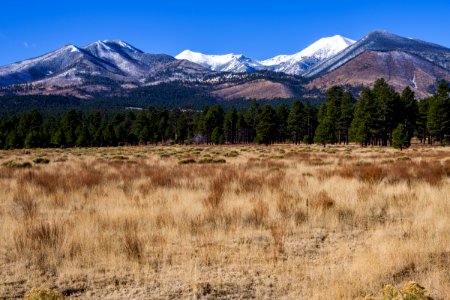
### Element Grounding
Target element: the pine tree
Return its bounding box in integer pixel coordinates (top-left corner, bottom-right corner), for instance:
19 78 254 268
427 80 450 144
338 92 355 144
24 130 42 148
255 105 277 145
224 107 238 144
392 124 409 151
287 101 305 144
417 97 431 144
204 105 224 144
304 103 318 144
350 88 373 146
372 78 401 146
5 131 20 149
314 104 333 147
276 104 289 143
211 127 225 144
245 100 260 143
400 87 418 142
51 129 66 148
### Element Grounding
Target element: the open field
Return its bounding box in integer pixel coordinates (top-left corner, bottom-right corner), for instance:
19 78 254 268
0 144 449 299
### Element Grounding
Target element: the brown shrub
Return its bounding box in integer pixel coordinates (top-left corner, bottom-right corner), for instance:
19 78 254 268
385 161 412 183
122 219 143 261
337 207 355 226
204 176 226 211
270 221 287 259
276 192 298 219
250 200 269 227
443 159 450 176
238 173 264 194
123 231 143 262
356 185 374 202
267 170 286 190
0 166 16 179
310 191 334 211
154 211 176 229
414 161 444 185
12 187 37 219
19 165 103 193
14 219 67 272
338 164 384 182
294 209 308 225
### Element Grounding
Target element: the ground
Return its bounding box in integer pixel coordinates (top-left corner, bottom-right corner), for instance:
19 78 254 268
0 144 448 299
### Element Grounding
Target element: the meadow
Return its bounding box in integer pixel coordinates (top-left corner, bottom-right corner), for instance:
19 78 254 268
0 144 448 299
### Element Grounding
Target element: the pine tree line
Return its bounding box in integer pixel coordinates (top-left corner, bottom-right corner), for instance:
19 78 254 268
0 78 448 149
314 79 450 149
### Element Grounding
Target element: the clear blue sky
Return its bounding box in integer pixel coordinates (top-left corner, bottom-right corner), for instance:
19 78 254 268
1 0 450 65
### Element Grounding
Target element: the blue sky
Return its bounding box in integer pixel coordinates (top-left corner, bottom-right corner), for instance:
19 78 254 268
1 0 450 65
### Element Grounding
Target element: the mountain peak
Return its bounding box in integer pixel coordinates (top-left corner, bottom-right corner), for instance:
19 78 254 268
102 40 142 53
259 35 355 74
83 40 142 54
62 45 81 53
298 35 356 59
175 50 256 72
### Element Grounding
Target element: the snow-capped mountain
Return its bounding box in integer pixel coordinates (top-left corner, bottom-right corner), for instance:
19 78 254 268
0 40 212 92
307 31 450 98
1 31 450 99
304 31 450 77
176 50 262 73
261 35 356 75
176 35 355 75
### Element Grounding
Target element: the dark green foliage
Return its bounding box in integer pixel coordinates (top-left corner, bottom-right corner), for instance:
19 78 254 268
392 124 410 151
315 86 355 146
400 87 418 141
287 101 305 144
0 79 448 149
33 157 50 164
255 105 277 145
349 79 449 147
427 80 450 144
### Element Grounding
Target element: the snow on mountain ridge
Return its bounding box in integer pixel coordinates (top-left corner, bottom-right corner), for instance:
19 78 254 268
177 35 355 75
175 50 261 72
260 35 356 74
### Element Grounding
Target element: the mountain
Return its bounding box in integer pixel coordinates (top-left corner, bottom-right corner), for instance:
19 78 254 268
176 35 355 75
306 31 450 97
1 31 450 101
261 35 355 75
0 41 212 97
175 50 262 73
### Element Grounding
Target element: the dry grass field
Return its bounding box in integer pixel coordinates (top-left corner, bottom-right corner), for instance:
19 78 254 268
0 144 449 299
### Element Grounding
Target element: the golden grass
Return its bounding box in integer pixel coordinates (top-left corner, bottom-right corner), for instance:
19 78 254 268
0 144 448 299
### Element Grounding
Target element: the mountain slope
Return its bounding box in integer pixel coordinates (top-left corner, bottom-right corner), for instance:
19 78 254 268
0 45 123 87
175 50 262 73
261 35 355 75
176 35 355 75
306 31 450 97
0 41 213 97
305 31 450 77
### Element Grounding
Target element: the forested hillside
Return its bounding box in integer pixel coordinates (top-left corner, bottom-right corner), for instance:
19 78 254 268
0 79 448 149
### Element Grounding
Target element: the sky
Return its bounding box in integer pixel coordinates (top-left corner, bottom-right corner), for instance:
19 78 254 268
1 0 450 65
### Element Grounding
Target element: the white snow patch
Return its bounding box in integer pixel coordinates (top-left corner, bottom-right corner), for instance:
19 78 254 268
261 35 355 66
176 35 355 75
412 72 417 89
68 45 80 53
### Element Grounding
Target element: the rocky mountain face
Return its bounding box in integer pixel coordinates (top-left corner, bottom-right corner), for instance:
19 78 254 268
0 40 212 97
306 31 450 97
0 31 449 100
